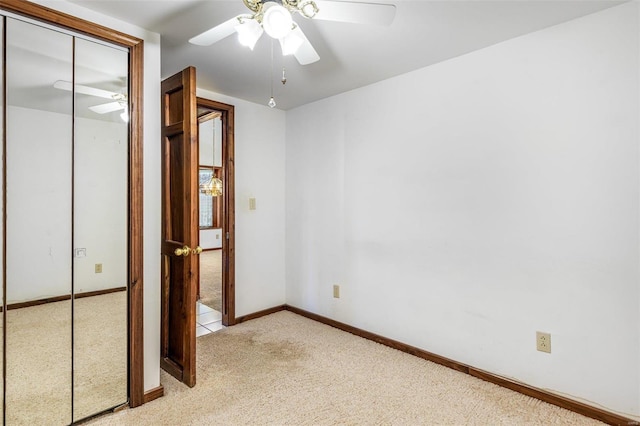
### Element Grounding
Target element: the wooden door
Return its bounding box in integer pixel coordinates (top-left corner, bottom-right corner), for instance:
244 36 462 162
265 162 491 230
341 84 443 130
160 66 199 387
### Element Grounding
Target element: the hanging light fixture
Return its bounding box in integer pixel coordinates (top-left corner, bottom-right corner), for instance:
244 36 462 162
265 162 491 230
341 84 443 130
235 17 263 50
228 0 319 57
279 27 303 56
200 174 223 197
262 3 293 39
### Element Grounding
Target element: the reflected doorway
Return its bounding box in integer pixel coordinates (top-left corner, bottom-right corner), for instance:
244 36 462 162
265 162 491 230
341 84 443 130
196 109 223 335
196 98 235 333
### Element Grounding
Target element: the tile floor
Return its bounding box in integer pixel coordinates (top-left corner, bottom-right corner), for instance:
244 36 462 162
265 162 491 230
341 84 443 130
196 301 225 337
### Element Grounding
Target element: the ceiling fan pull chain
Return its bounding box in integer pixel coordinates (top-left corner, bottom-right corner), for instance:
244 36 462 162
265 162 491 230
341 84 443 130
268 39 277 108
282 67 287 85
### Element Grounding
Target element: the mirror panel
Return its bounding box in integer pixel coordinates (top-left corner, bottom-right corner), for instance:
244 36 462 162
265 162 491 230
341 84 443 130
5 17 73 424
73 37 129 421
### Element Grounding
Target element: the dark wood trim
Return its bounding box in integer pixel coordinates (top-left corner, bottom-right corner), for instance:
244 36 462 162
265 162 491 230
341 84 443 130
235 305 286 324
284 305 637 426
202 247 222 252
0 0 146 411
0 287 127 312
0 0 140 47
127 24 145 410
142 385 164 404
468 369 636 426
196 97 235 327
77 287 127 299
198 111 221 123
285 305 467 372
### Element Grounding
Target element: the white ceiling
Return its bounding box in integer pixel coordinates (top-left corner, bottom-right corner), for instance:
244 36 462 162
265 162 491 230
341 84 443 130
68 0 624 110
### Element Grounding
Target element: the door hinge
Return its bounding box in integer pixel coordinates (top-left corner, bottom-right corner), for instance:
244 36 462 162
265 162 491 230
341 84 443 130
226 232 230 240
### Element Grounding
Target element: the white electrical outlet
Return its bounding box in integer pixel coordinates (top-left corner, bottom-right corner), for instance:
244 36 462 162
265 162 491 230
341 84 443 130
536 331 551 353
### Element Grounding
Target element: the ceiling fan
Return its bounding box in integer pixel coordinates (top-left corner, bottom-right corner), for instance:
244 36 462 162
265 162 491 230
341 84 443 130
53 80 129 121
189 0 396 65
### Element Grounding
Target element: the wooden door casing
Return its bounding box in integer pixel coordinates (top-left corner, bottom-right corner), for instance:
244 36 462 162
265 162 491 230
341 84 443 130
160 66 198 387
196 97 235 327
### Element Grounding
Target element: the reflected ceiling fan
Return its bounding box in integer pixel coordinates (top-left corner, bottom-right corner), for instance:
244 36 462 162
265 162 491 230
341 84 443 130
53 80 129 122
189 0 396 65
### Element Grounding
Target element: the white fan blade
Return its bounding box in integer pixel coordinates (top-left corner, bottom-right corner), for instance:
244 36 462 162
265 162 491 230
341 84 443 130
89 102 125 114
292 25 320 65
189 16 240 46
53 80 118 100
313 1 396 26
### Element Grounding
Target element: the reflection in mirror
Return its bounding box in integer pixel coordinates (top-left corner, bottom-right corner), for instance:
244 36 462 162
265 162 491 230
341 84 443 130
197 109 224 317
73 37 128 421
5 17 73 424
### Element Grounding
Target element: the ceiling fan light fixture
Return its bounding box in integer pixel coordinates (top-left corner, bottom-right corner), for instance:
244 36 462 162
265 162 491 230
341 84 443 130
200 175 223 197
235 18 263 50
279 29 304 56
262 4 293 39
299 1 319 19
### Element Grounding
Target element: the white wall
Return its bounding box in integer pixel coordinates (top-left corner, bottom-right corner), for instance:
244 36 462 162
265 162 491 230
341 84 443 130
33 0 163 393
286 2 639 418
199 117 222 167
6 106 72 303
74 115 128 294
198 88 287 317
6 107 128 302
200 229 222 250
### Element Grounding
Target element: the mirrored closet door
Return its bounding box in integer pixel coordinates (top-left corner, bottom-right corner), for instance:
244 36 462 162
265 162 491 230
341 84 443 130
3 13 129 424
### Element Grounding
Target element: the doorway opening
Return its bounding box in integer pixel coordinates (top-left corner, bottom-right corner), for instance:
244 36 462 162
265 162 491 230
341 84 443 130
160 67 234 387
196 97 235 329
196 107 224 336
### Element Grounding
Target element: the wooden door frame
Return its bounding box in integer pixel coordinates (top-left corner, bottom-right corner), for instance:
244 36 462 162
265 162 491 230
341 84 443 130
196 97 235 326
0 0 145 408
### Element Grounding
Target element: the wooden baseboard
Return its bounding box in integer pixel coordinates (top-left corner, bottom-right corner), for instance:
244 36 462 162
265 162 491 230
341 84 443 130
234 305 286 324
143 385 165 404
1 286 127 312
284 305 637 426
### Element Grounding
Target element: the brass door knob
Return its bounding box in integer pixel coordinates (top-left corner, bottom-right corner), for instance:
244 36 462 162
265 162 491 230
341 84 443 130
174 245 191 257
193 246 203 255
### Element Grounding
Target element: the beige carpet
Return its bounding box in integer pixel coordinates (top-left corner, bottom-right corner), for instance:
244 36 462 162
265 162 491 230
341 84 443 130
199 249 222 312
5 292 127 424
89 311 602 425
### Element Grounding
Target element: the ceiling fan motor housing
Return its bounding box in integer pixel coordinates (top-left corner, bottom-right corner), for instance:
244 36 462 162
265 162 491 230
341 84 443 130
245 0 319 19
